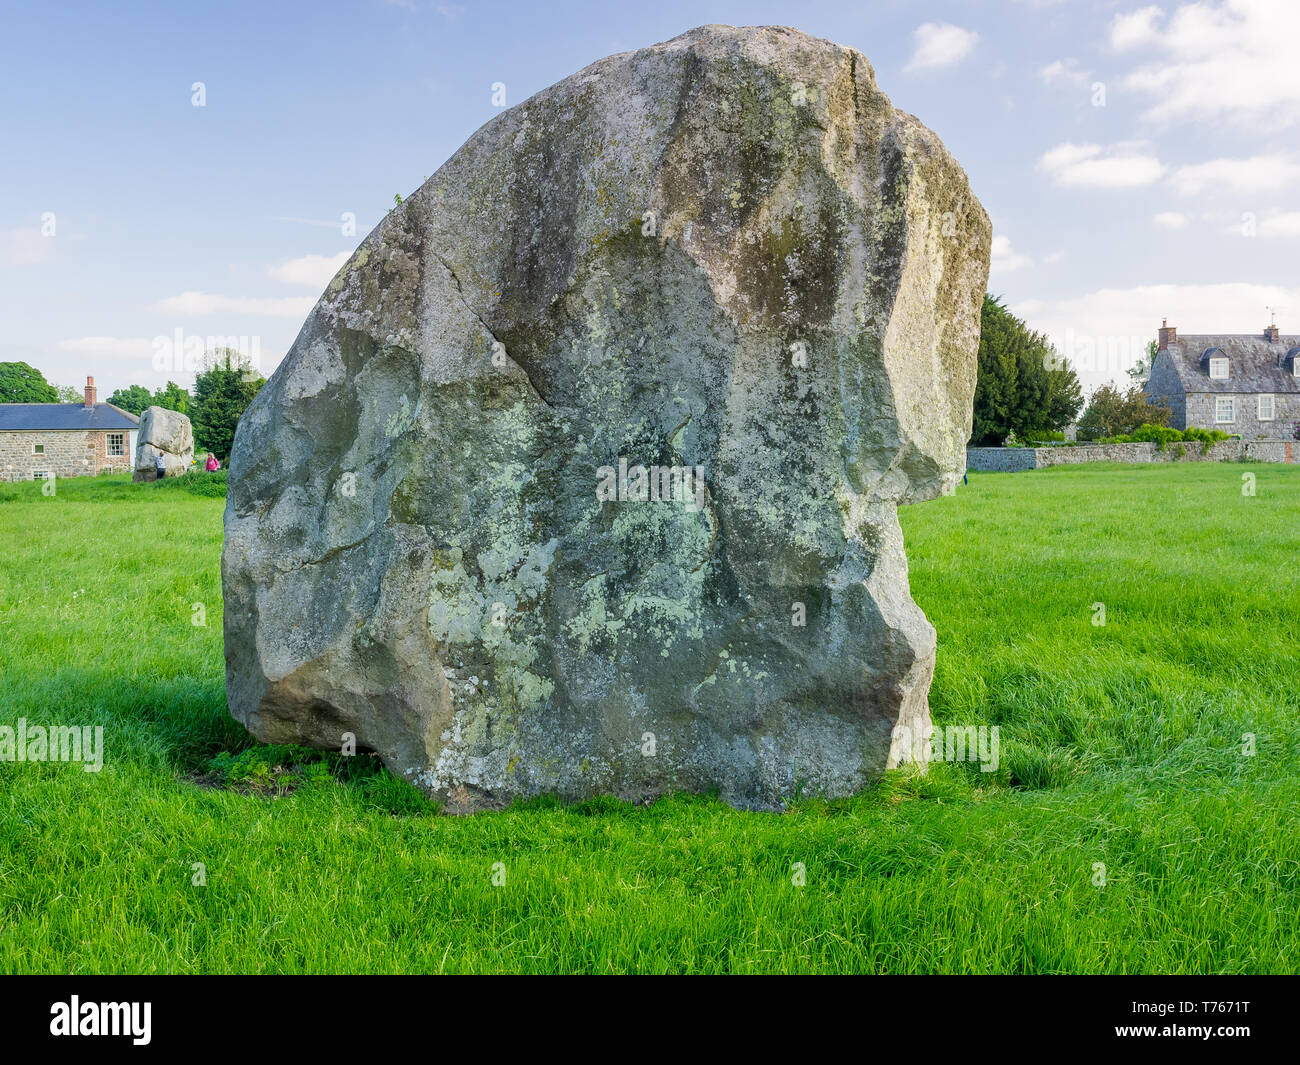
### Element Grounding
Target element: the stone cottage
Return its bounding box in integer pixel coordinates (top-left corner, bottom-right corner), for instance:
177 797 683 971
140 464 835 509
0 376 140 482
1145 321 1300 441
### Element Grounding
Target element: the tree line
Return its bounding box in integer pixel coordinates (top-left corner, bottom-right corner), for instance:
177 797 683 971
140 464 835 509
3 308 1170 459
0 349 264 459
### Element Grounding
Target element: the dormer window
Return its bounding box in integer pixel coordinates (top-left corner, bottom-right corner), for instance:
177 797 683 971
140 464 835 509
1209 357 1229 379
1290 348 1300 377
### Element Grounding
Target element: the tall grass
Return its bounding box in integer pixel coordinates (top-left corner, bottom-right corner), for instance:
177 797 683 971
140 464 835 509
1 465 1297 973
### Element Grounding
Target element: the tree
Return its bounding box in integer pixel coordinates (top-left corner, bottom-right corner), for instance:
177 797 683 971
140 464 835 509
1077 383 1171 439
152 380 190 414
54 384 82 403
190 349 265 459
107 385 155 416
971 295 1083 445
1127 339 1158 386
0 362 57 403
107 381 190 416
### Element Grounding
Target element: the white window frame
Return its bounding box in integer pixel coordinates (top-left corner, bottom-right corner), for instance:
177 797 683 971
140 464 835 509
32 443 44 454
1293 361 1300 379
1209 357 1229 379
1258 394 1276 421
31 470 49 481
1215 396 1236 423
106 432 125 456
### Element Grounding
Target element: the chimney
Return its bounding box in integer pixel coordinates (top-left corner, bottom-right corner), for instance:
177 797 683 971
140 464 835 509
1158 319 1177 349
83 375 97 409
1264 323 1280 343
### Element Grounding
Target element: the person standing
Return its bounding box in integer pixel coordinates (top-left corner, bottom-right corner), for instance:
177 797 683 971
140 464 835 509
205 452 220 472
154 450 167 481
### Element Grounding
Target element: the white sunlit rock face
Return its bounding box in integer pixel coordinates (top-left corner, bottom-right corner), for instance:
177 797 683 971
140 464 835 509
221 24 991 811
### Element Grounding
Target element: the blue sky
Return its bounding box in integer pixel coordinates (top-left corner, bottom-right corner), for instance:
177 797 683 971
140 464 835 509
2 0 1296 396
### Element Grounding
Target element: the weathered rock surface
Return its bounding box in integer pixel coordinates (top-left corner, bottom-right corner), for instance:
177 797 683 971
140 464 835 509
222 24 991 810
134 406 194 481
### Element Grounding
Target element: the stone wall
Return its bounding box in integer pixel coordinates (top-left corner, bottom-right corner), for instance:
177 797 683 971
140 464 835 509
965 447 1039 472
967 439 1296 472
0 430 134 482
1035 443 1155 466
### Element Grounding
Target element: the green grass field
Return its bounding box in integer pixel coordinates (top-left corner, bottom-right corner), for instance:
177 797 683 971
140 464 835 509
2 464 1298 974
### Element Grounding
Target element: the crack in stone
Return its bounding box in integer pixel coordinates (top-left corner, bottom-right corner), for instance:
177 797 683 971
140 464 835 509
288 526 375 572
428 251 556 410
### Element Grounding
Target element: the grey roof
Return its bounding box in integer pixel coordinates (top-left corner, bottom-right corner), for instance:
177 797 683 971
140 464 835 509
0 403 140 431
1162 335 1300 394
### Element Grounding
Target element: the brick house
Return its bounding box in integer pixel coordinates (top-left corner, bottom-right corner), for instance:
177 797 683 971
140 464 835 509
0 377 140 482
1145 322 1300 441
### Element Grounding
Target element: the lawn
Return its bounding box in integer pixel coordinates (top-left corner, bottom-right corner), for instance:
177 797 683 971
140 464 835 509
1 464 1298 974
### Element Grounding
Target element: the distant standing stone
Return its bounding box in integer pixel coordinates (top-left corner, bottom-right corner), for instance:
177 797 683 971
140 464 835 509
134 406 194 481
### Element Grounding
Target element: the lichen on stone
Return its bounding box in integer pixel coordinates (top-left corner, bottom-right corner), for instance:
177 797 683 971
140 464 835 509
222 24 990 812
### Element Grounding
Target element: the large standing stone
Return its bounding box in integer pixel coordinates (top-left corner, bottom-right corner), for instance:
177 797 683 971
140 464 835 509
134 406 194 481
222 25 991 810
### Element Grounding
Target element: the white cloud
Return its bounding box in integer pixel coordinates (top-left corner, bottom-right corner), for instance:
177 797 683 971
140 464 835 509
1109 5 1164 50
1115 1 1300 127
1026 281 1299 338
990 234 1033 274
436 3 466 17
1222 209 1300 238
1038 58 1090 88
59 336 157 360
1038 141 1167 188
1013 281 1300 387
1153 211 1189 229
1257 211 1300 238
1043 250 1065 264
268 251 350 288
905 23 979 72
155 291 316 317
1171 153 1300 196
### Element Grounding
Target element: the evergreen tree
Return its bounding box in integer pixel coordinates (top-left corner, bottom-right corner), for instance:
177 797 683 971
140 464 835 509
189 349 265 459
971 295 1082 445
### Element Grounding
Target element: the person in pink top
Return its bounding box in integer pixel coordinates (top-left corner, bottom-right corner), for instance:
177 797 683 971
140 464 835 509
205 453 220 472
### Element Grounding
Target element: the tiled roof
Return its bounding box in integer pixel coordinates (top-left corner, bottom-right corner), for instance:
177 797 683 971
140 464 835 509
0 403 141 431
1164 335 1300 394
